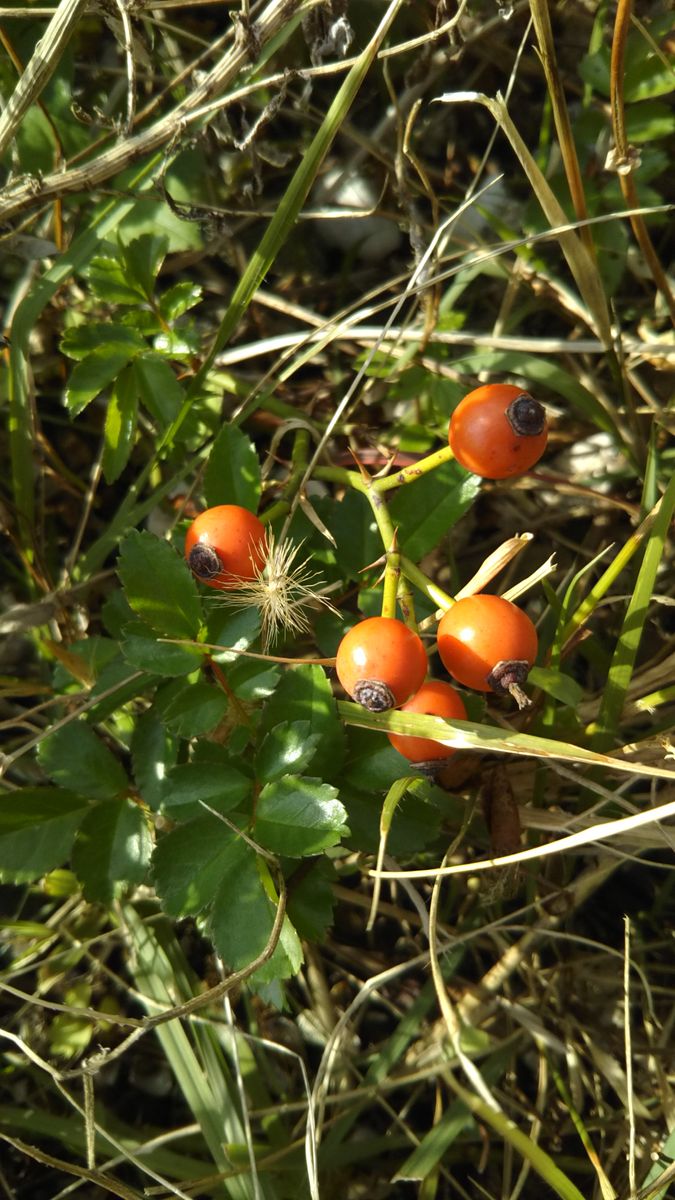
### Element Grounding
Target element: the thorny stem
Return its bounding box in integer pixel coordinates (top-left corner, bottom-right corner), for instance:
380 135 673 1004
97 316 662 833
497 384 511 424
314 465 419 625
281 446 457 627
373 443 457 493
313 465 369 493
361 472 420 624
381 534 400 620
399 555 455 612
396 570 417 630
367 481 397 562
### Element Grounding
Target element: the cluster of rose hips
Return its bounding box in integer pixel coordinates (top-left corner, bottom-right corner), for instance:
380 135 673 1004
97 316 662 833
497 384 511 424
184 383 548 771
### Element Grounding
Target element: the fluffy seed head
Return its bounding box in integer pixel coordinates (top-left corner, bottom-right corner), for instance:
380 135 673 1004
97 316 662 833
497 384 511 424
214 533 338 652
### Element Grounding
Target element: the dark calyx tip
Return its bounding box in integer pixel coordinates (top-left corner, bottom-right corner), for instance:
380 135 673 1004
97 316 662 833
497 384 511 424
506 393 546 438
353 679 396 712
410 758 448 779
189 543 223 579
487 659 533 710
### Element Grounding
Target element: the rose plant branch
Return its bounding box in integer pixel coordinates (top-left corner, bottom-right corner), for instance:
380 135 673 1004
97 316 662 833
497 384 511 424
0 0 307 225
55 865 288 1083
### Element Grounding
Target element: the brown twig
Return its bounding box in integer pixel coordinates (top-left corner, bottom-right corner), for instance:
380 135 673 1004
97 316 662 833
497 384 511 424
609 0 675 325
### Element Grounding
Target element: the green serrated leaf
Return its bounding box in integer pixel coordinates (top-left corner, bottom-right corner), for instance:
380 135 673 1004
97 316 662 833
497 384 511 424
121 308 162 336
153 814 242 916
287 858 336 942
208 844 281 970
60 323 147 361
72 799 152 903
85 657 153 723
341 782 441 856
208 608 262 662
625 99 675 143
0 789 89 882
580 19 675 102
65 349 138 416
131 711 178 811
134 355 184 426
389 460 480 560
227 657 280 701
261 664 345 781
152 328 199 357
49 636 121 692
255 776 348 856
48 981 95 1059
204 425 262 510
86 255 147 304
154 678 228 737
343 725 417 792
101 590 136 639
159 761 251 821
38 722 128 800
255 721 322 784
159 281 203 322
117 529 202 638
121 619 203 676
102 365 138 483
120 233 169 300
250 907 303 985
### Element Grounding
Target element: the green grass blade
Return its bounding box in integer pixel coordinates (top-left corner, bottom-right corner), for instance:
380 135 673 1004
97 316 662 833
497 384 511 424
444 1071 586 1200
395 1046 513 1181
593 469 675 741
639 1126 675 1200
435 90 612 349
0 1103 209 1183
121 904 266 1200
337 702 675 783
561 495 668 644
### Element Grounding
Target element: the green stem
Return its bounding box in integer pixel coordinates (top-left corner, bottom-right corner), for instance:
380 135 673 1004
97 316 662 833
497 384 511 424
561 499 662 643
206 656 253 728
313 465 369 493
442 1071 586 1200
373 444 457 493
366 483 397 554
259 499 290 525
288 428 310 482
273 428 311 535
396 573 417 629
381 540 400 620
399 556 455 611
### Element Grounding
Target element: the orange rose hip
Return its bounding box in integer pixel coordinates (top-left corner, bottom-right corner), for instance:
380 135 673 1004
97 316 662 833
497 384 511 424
449 383 548 479
185 505 266 589
387 679 467 764
336 617 428 712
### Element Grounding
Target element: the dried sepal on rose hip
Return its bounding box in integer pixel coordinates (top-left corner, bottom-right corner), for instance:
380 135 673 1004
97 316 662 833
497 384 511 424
449 383 548 479
184 505 266 590
387 679 467 773
214 531 339 653
437 594 538 709
335 616 428 712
